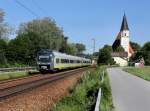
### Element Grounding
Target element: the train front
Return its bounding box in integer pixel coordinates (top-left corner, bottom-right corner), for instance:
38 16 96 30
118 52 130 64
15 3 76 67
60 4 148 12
37 50 54 72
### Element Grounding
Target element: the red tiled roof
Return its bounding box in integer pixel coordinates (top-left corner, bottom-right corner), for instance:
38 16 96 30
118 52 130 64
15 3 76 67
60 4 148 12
111 52 128 57
129 43 134 54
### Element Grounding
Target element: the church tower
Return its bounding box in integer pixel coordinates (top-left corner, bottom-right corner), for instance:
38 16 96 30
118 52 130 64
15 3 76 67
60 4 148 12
120 14 130 57
112 13 134 58
112 13 134 66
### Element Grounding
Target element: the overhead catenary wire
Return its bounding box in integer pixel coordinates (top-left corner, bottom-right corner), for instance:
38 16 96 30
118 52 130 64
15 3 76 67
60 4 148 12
14 0 39 17
31 0 47 15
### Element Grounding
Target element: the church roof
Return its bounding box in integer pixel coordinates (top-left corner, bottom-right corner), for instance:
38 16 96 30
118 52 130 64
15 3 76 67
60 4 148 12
112 32 121 51
120 14 129 31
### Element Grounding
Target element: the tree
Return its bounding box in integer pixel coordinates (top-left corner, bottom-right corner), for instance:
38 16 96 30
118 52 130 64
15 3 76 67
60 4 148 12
130 41 141 52
65 43 78 55
0 9 10 41
17 17 65 51
59 36 68 53
75 43 86 54
129 42 150 65
142 42 150 52
103 45 112 52
141 42 150 65
0 39 7 50
6 34 31 64
93 52 99 57
114 46 124 52
0 9 11 67
6 17 67 65
0 39 7 66
98 45 115 65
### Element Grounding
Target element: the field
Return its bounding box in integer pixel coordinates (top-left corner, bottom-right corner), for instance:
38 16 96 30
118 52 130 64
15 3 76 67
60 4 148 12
53 67 114 111
0 71 28 81
123 66 150 81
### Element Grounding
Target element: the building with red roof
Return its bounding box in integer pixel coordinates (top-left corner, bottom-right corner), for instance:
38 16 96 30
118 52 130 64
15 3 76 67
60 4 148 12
111 14 134 66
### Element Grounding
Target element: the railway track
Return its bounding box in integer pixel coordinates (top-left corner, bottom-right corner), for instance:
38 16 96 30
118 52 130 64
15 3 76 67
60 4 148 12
0 67 90 100
0 67 36 72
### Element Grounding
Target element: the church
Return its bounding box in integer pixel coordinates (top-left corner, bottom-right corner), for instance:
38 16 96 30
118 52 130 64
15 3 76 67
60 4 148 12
111 14 134 66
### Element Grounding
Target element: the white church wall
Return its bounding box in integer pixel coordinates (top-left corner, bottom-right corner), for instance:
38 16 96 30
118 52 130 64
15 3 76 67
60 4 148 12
113 57 128 66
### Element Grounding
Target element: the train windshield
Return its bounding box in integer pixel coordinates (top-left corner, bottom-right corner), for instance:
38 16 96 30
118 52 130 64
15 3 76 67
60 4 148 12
38 54 52 63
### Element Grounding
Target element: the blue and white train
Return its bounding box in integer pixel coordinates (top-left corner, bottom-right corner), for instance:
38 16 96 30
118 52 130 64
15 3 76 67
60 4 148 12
37 49 91 72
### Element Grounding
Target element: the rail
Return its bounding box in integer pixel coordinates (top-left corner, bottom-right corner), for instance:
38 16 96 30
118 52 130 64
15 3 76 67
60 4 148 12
0 67 36 72
94 71 105 111
0 67 90 100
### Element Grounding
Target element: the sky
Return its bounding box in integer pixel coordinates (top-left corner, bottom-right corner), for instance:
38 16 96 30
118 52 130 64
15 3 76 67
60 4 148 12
0 0 150 53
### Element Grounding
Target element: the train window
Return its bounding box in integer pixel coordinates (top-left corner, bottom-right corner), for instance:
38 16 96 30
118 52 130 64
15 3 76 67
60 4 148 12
56 58 59 63
70 60 73 63
66 59 69 63
61 59 70 63
61 59 64 63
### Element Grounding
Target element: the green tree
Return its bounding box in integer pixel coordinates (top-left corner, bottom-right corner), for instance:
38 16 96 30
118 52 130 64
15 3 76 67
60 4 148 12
17 17 65 51
129 42 150 65
141 42 150 65
142 42 150 52
6 34 30 64
75 43 86 54
0 9 10 41
0 9 11 67
114 46 124 52
103 45 112 52
6 17 67 65
59 37 68 53
0 39 7 66
130 41 141 52
65 43 78 55
98 45 115 65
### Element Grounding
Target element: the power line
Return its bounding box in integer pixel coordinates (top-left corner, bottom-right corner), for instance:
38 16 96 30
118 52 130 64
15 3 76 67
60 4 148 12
31 0 47 15
14 0 39 17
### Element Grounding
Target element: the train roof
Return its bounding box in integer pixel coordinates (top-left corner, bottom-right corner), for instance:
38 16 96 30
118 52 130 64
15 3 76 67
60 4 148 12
38 49 90 61
53 51 90 61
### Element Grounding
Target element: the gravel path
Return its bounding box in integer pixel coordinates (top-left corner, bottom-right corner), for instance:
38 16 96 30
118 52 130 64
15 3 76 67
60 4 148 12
0 72 85 111
108 68 150 111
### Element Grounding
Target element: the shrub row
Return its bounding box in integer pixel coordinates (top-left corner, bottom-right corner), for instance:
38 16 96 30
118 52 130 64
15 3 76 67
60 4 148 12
53 67 103 111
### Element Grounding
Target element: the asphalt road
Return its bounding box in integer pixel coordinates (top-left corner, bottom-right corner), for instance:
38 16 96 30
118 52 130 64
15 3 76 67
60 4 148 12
107 68 150 111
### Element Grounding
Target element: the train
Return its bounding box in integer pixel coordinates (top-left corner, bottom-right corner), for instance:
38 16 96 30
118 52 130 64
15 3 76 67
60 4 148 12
37 49 91 73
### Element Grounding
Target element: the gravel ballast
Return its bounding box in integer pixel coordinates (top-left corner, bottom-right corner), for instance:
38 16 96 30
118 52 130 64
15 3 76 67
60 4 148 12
0 71 85 111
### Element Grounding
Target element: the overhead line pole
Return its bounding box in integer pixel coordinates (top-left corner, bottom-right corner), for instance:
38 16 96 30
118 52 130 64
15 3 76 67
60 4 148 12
92 38 95 54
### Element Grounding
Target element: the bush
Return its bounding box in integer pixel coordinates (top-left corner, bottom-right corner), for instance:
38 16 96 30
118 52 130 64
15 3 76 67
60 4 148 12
53 67 103 111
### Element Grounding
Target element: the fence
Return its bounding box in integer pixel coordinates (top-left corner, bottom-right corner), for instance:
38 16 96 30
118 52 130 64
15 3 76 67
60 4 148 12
94 71 105 111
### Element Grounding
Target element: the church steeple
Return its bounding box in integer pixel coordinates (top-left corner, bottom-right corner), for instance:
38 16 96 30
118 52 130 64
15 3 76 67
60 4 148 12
120 13 129 31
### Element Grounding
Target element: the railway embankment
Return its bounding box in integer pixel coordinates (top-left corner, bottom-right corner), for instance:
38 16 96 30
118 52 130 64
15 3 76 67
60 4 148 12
53 67 115 111
0 68 88 111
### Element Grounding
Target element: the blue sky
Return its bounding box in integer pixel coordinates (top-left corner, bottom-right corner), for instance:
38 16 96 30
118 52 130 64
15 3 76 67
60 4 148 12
0 0 150 53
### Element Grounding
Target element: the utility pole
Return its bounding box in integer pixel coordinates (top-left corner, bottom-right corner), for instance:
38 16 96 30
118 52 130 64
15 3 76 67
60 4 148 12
91 38 97 66
92 38 95 54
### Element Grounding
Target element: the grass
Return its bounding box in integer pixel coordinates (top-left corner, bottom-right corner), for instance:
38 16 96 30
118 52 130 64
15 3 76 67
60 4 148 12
123 66 150 81
100 71 115 111
53 67 102 111
0 71 28 81
52 67 115 111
